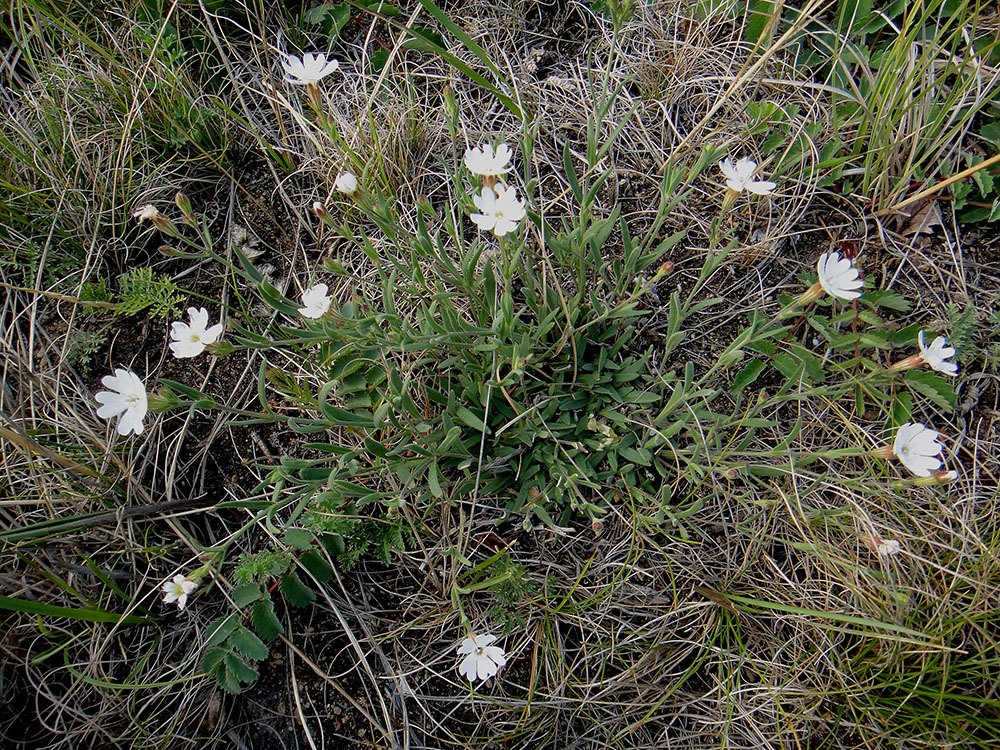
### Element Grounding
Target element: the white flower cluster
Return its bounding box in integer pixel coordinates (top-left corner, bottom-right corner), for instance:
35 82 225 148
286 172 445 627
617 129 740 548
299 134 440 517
465 142 526 237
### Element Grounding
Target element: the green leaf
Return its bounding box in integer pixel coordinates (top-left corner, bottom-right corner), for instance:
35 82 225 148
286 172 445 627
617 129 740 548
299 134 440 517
200 646 227 672
427 458 443 498
890 391 913 428
772 351 825 385
224 652 259 684
730 359 766 393
0 595 149 625
744 1 778 45
864 289 911 311
231 627 269 661
251 599 284 641
205 614 240 648
282 527 314 551
231 582 262 608
299 550 334 583
215 661 243 694
302 3 351 36
279 572 316 607
455 406 487 432
904 370 957 411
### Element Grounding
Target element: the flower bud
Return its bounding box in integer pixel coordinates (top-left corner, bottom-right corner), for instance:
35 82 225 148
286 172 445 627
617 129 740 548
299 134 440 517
443 85 458 124
205 340 235 357
147 386 182 412
174 192 195 225
415 194 433 214
913 469 959 487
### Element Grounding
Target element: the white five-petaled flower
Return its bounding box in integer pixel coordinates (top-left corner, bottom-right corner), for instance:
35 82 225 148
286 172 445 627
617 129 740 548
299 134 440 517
892 422 944 477
918 331 958 376
464 143 513 177
133 204 161 222
95 368 148 436
335 172 359 194
282 51 340 85
720 157 776 195
169 307 224 359
457 633 507 682
816 251 864 301
162 574 198 610
471 184 526 237
876 539 901 557
298 283 332 319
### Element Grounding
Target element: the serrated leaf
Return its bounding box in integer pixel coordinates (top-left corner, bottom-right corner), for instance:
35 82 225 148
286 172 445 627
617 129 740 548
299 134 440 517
299 550 334 583
865 289 911 312
282 527 314 550
904 370 957 411
320 533 345 557
204 615 239 648
232 582 262 608
215 661 243 694
279 572 316 607
224 652 259 684
231 627 269 661
731 359 766 393
251 599 284 641
200 646 227 672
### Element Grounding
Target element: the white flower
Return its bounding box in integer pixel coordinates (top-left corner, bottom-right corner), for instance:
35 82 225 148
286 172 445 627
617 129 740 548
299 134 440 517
169 307 224 359
893 422 944 477
720 157 776 195
918 331 958 376
282 51 340 85
816 251 864 300
162 574 198 610
298 283 331 319
464 143 513 177
335 172 359 194
95 368 148 436
133 204 161 222
471 184 526 237
457 633 506 682
876 539 901 557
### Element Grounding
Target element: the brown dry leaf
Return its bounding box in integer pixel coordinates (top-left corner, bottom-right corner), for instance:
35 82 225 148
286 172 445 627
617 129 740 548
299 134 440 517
901 199 944 235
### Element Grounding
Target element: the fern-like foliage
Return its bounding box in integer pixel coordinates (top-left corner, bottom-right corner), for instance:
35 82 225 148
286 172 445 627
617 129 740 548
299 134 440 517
115 267 183 319
945 302 978 364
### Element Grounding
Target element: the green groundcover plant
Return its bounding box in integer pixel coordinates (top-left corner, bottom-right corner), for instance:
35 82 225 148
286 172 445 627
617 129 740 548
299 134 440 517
83 47 962 695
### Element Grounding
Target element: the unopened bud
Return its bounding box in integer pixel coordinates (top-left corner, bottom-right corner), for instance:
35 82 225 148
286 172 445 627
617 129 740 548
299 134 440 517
151 213 180 237
443 85 458 123
416 194 433 214
592 519 603 535
148 386 181 412
914 469 959 486
205 340 235 357
174 192 194 225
